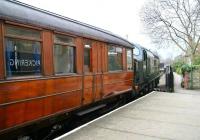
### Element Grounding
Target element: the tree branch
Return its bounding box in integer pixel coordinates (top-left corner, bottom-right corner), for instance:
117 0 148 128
161 17 187 52
141 0 200 55
193 36 200 54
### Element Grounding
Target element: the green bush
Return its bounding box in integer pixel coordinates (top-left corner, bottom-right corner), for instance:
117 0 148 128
172 60 185 74
181 64 194 74
172 55 200 75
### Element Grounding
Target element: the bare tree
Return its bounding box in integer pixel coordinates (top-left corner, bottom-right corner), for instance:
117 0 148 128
141 0 200 63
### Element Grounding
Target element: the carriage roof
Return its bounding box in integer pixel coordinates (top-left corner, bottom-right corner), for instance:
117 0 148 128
0 0 133 48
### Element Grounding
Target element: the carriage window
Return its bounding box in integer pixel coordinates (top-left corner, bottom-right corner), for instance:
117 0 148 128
134 46 140 56
84 44 91 72
54 34 75 74
6 26 41 39
5 26 41 77
108 46 123 71
54 34 74 45
126 49 133 70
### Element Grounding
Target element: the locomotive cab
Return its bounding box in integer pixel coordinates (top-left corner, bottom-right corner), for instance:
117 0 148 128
133 44 161 95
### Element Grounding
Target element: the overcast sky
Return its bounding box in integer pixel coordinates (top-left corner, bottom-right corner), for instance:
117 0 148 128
18 0 182 60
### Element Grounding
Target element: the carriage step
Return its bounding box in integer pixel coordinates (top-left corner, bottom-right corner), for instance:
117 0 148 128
76 104 106 116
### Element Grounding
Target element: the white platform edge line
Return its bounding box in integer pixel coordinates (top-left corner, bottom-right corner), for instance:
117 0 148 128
54 91 156 140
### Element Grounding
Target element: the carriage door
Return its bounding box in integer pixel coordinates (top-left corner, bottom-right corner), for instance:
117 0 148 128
82 39 98 105
143 50 147 79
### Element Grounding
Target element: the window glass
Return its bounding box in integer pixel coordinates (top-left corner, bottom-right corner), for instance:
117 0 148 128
6 38 41 77
84 44 91 72
54 34 76 74
108 46 123 71
6 26 40 39
134 46 140 56
154 59 157 66
54 45 75 74
126 49 133 70
54 34 74 45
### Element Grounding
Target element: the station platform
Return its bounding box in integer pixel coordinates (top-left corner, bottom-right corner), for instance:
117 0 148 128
55 91 200 140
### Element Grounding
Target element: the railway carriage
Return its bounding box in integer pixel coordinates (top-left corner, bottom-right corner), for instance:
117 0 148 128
0 0 135 139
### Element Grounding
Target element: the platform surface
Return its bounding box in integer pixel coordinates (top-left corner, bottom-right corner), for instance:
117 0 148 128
56 91 200 140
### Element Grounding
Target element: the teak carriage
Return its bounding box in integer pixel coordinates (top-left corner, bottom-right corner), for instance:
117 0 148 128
0 0 134 137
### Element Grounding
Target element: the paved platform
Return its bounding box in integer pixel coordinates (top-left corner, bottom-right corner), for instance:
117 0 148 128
55 91 200 140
